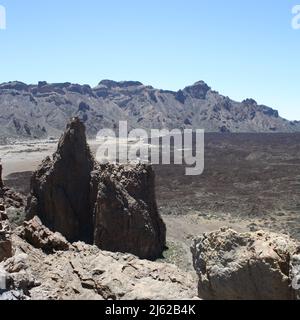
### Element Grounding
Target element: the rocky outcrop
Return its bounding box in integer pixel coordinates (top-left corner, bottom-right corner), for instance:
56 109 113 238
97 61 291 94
0 205 13 262
17 216 70 254
0 163 25 210
93 163 166 260
191 228 300 300
26 118 166 259
183 81 211 99
0 220 196 300
0 188 25 210
26 118 95 243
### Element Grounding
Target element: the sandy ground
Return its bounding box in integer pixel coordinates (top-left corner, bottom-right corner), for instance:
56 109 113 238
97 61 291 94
0 141 57 177
161 213 250 271
0 139 112 176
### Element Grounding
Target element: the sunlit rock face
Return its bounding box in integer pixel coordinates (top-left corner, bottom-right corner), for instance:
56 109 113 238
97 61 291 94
191 228 300 300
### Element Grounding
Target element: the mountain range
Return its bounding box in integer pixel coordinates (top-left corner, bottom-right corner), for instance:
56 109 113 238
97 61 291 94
0 79 299 143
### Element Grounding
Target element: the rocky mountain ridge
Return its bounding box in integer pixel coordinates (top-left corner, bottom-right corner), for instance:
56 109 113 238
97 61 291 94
0 80 299 143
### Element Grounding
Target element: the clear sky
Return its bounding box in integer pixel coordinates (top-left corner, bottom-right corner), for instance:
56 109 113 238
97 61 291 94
0 0 299 120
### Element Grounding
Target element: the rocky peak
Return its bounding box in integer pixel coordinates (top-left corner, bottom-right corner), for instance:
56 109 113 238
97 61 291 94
98 80 144 89
66 83 93 95
56 117 94 167
37 81 48 88
242 99 279 118
26 118 166 259
242 98 258 106
183 81 211 99
27 117 95 243
259 105 279 118
0 81 29 92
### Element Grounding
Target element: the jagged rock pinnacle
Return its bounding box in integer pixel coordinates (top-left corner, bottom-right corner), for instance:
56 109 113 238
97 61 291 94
27 117 95 243
26 118 166 259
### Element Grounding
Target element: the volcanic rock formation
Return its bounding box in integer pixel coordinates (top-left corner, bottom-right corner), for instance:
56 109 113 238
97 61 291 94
26 118 95 243
26 118 166 259
191 228 300 300
17 216 70 254
0 217 196 300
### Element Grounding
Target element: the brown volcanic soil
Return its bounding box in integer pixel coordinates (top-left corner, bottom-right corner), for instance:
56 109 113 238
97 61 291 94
154 133 300 240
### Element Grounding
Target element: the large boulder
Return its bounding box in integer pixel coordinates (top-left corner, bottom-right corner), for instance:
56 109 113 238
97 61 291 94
93 163 166 260
17 216 70 254
191 228 300 300
26 118 166 260
0 226 196 300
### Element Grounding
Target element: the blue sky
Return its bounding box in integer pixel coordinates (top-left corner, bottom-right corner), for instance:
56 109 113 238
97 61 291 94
0 0 299 120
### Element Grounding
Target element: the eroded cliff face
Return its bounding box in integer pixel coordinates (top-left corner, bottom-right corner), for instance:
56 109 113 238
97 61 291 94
26 118 166 260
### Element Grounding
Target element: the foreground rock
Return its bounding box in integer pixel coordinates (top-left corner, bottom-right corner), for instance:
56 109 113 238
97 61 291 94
191 228 300 300
27 118 166 259
0 219 196 300
0 205 13 262
17 216 70 253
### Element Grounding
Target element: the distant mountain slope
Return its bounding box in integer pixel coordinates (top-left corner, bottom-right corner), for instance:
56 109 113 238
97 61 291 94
0 80 299 143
